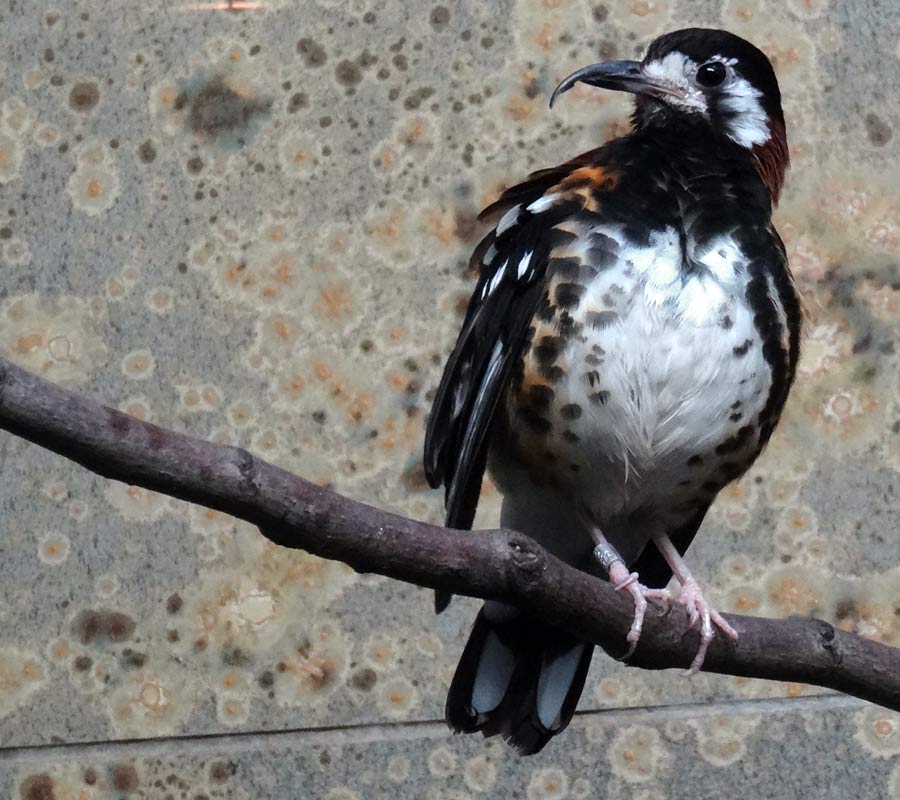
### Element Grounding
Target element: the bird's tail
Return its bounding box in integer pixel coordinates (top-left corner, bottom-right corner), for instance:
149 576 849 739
445 601 593 755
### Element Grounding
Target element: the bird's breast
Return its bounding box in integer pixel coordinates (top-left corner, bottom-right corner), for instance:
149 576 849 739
492 224 771 526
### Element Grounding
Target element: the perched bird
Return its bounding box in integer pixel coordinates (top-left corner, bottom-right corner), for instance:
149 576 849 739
424 28 801 754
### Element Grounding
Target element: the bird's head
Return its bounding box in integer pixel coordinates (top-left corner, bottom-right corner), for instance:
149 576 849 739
551 28 788 202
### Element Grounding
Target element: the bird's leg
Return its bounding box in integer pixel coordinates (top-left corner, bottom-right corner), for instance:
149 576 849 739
589 528 670 659
651 532 738 675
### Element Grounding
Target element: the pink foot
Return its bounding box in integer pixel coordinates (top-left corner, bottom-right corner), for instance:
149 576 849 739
607 562 671 659
676 578 739 675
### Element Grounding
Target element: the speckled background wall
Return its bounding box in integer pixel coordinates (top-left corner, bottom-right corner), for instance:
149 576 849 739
0 0 898 797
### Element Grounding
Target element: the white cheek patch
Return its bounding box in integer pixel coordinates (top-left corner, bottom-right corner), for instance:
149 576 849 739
642 52 707 114
643 51 772 150
719 75 770 148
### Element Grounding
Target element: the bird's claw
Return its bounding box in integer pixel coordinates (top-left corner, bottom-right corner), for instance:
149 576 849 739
607 563 671 660
676 577 738 676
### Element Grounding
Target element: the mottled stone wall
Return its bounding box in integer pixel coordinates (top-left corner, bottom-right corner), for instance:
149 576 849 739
0 0 898 798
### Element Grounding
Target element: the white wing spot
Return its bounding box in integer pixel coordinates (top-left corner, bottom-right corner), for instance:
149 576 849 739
526 194 558 214
517 250 533 279
486 261 507 296
496 206 521 236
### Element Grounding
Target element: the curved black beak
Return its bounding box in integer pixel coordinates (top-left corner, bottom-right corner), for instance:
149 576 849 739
550 60 666 108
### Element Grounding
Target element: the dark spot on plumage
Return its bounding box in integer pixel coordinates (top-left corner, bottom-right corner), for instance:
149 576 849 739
730 412 742 422
702 481 719 493
677 479 691 486
546 227 579 248
687 454 703 467
538 302 556 323
562 430 580 443
534 335 564 364
730 400 742 410
585 353 603 366
591 344 606 355
589 390 610 405
548 257 581 280
585 310 619 329
539 364 565 383
585 370 600 388
719 462 744 481
715 424 754 455
527 384 554 410
733 339 752 356
542 449 558 464
517 407 552 434
720 314 733 330
555 282 586 309
569 462 580 472
557 311 583 337
560 403 582 420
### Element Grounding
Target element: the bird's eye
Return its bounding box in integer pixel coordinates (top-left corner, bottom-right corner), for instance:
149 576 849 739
696 61 727 88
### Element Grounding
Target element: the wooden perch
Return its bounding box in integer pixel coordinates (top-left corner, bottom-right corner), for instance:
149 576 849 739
1 354 898 711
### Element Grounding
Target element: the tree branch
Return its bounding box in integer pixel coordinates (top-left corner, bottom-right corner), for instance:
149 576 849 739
0 354 897 712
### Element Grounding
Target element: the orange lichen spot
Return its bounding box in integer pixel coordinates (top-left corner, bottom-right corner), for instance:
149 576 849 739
630 0 663 16
159 88 176 107
346 392 374 424
390 689 408 704
222 671 238 689
229 48 242 62
224 263 244 283
270 316 291 341
52 641 68 659
271 255 295 285
506 92 536 123
87 177 103 198
389 328 403 341
723 482 745 500
199 606 218 631
314 362 332 381
139 681 164 710
387 371 407 390
736 5 753 20
184 389 200 406
533 24 555 52
16 333 42 354
126 485 141 498
317 282 352 318
425 209 455 245
733 591 760 613
202 387 221 406
43 542 59 557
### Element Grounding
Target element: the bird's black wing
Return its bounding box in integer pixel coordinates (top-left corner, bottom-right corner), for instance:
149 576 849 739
424 157 603 612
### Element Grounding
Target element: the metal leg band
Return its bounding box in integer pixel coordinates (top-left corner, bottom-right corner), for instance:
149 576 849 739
593 542 624 571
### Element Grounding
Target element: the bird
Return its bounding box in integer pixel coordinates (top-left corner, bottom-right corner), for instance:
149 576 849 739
423 27 801 755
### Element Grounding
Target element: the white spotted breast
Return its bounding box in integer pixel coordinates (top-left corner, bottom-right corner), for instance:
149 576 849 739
494 222 772 527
